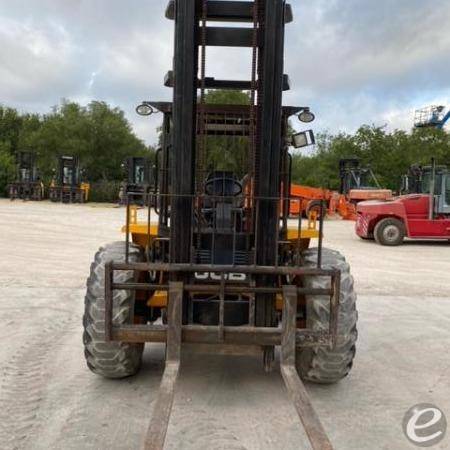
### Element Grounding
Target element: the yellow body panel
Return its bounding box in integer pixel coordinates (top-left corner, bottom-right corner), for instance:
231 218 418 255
122 222 159 247
80 182 90 202
276 294 283 311
124 223 318 241
122 223 159 236
148 290 168 308
125 211 319 310
286 227 319 240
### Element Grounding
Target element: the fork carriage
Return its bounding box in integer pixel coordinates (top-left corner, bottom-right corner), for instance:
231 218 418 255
104 260 341 349
104 255 341 450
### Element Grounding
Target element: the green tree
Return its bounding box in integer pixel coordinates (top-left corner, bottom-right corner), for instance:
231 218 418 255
0 105 23 194
25 100 152 183
0 100 155 198
291 125 450 192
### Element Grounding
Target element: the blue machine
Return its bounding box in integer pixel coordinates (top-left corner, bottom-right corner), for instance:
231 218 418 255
414 105 450 129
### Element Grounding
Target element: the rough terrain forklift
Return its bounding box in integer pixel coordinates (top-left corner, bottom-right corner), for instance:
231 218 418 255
49 155 89 203
8 151 44 201
118 156 155 206
83 2 358 449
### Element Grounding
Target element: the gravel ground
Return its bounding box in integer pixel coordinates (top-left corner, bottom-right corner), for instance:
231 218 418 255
0 199 449 450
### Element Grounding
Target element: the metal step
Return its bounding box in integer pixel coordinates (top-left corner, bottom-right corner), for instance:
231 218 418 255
166 1 293 24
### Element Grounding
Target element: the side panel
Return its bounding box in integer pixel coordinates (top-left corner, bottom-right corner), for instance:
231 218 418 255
407 218 450 237
402 195 450 237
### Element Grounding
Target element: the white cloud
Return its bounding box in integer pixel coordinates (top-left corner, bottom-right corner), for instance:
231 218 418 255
0 16 83 104
0 0 449 144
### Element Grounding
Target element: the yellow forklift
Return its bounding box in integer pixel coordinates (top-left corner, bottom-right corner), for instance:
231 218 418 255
49 155 89 203
83 2 358 449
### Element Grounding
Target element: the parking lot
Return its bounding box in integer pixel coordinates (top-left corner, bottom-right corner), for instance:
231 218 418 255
0 199 449 450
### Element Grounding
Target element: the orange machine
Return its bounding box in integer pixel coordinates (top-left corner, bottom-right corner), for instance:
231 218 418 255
289 185 333 217
289 185 380 221
289 159 392 221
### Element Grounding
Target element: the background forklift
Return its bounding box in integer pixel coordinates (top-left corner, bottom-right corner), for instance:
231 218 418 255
357 160 450 245
289 158 392 221
8 151 44 201
83 2 358 449
49 155 90 203
339 158 392 202
118 156 154 206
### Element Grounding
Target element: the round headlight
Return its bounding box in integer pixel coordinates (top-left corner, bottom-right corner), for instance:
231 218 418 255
136 103 154 116
298 109 315 123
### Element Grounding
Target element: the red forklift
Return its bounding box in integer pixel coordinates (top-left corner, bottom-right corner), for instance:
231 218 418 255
356 160 450 245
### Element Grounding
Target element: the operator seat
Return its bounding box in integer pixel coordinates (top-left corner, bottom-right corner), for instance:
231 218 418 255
203 171 243 230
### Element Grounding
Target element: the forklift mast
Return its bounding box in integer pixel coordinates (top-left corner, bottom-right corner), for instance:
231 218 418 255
339 158 381 194
166 0 292 268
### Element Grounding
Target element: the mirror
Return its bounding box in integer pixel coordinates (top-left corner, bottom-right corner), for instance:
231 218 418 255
298 108 315 123
292 130 315 148
136 103 154 116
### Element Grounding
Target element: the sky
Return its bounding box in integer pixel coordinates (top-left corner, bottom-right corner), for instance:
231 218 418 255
0 0 449 146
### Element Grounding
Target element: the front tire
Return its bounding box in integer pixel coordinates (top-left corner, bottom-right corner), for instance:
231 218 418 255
296 248 358 384
374 218 405 246
83 242 144 379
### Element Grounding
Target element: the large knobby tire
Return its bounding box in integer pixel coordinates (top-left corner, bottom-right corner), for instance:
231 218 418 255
296 248 358 384
374 217 405 246
83 242 144 379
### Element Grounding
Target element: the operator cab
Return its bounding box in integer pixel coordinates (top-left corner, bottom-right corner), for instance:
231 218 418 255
404 165 450 215
432 171 450 215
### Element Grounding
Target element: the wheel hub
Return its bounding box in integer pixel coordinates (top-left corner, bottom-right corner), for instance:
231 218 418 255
383 225 399 242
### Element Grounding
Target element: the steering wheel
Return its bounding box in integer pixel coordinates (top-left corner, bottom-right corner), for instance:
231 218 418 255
204 178 242 197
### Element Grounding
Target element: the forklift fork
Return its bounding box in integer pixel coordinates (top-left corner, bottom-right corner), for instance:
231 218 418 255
142 282 183 450
141 283 333 450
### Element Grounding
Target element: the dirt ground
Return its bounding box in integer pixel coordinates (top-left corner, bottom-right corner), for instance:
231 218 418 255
0 199 449 450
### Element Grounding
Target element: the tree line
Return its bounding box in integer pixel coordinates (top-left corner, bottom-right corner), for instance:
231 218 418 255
0 101 153 200
1 96 449 201
291 125 449 192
